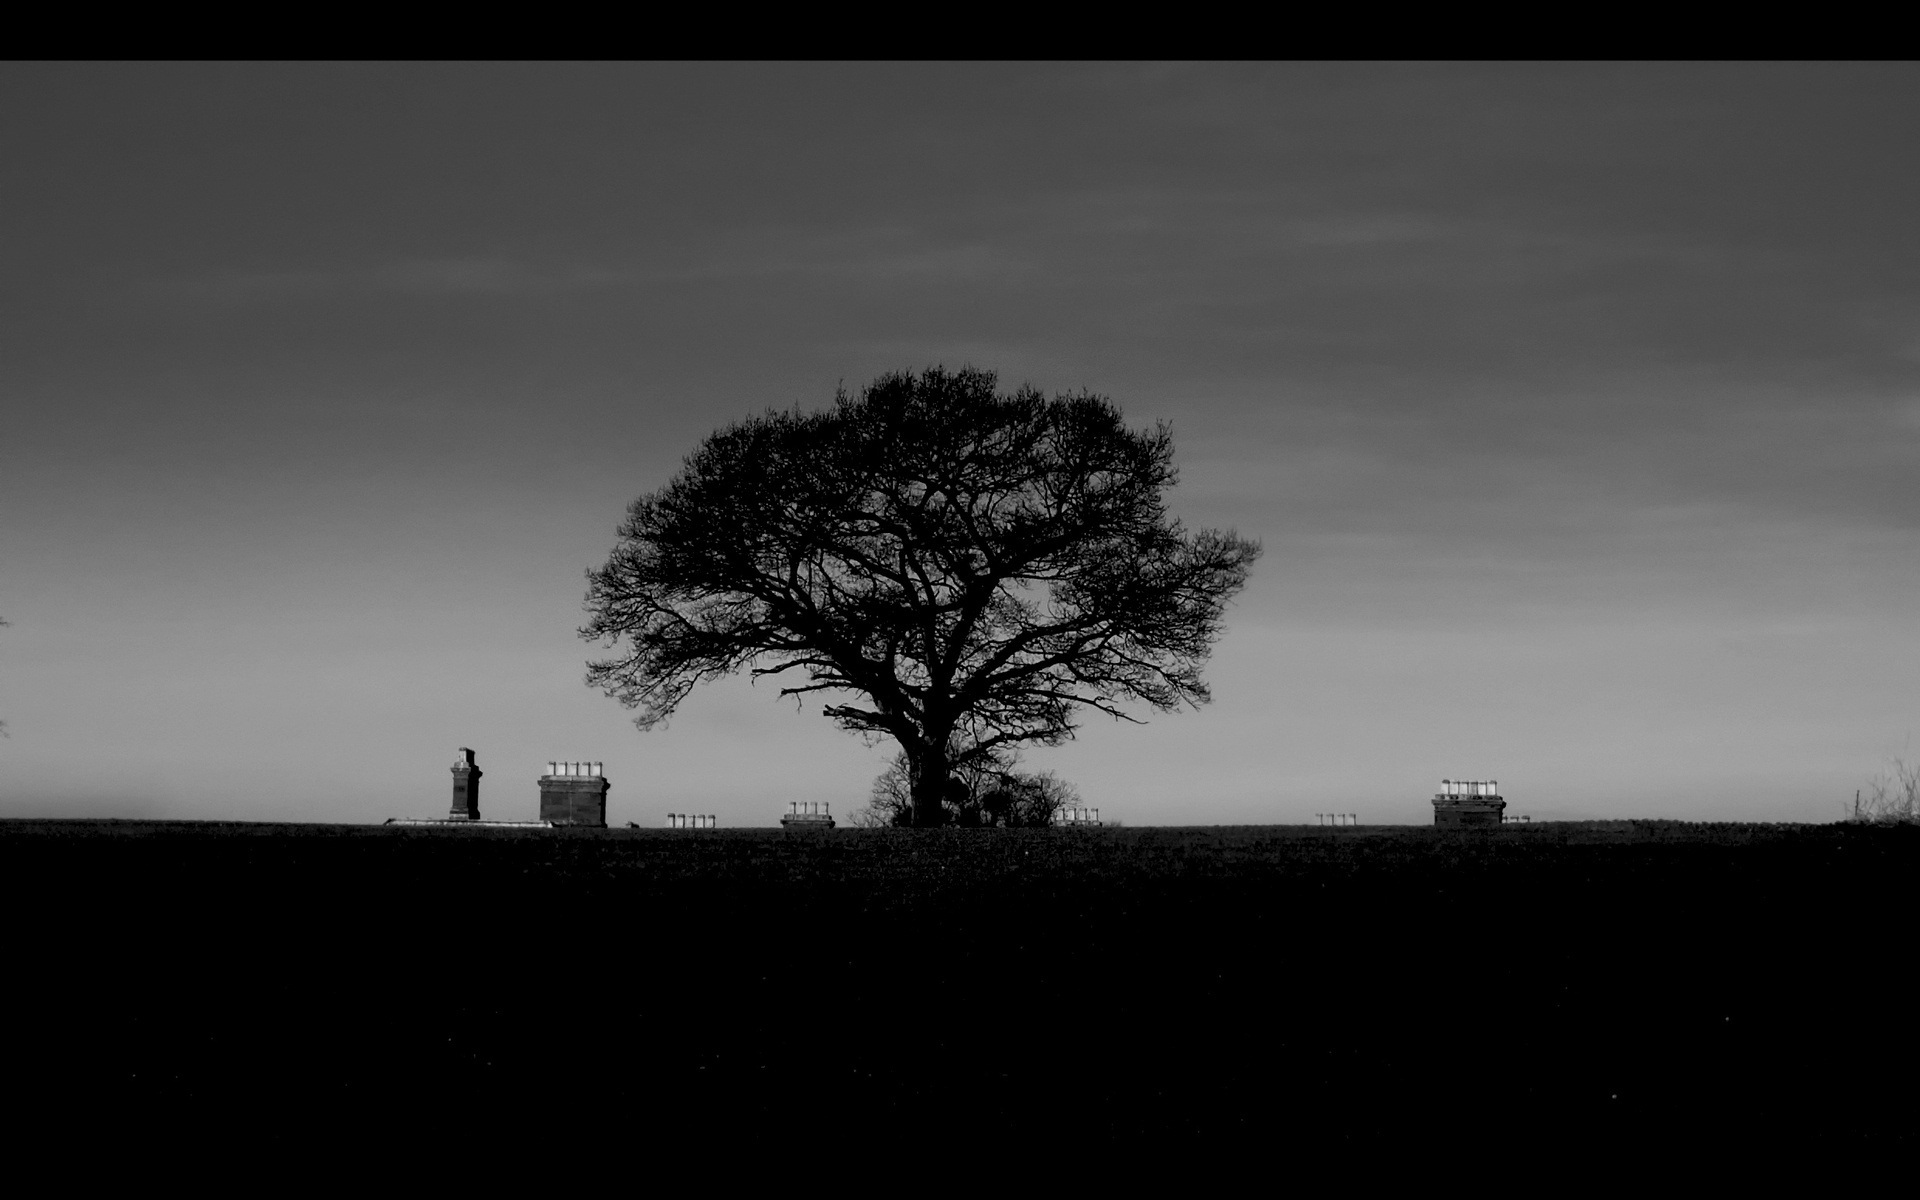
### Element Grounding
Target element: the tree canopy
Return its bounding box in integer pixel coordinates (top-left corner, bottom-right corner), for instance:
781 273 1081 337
582 366 1259 826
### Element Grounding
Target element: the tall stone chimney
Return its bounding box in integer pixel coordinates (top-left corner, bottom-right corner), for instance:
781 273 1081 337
450 748 482 820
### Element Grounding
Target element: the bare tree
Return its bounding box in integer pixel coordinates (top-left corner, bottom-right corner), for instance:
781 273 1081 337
975 768 1078 828
582 367 1258 826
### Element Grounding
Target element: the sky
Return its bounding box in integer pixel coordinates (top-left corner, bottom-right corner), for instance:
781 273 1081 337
2 62 1916 826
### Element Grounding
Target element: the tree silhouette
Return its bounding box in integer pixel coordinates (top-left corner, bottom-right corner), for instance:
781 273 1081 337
582 367 1259 826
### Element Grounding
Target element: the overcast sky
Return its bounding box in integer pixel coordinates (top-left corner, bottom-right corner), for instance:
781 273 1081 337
2 62 1915 825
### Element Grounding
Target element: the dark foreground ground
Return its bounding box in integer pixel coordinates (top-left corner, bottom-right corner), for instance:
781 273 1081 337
4 819 1914 1152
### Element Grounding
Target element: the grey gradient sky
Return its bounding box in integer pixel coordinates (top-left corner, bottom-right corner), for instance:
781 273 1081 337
2 62 1915 825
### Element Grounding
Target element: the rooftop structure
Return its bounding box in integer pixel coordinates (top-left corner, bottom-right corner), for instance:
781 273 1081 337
383 749 556 828
540 761 610 827
450 748 482 820
1432 779 1506 828
781 801 834 831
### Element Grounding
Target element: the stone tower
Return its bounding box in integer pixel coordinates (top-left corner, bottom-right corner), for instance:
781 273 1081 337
449 748 483 820
539 761 610 827
1431 779 1505 827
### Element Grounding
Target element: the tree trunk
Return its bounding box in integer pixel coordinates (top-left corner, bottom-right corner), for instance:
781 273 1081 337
910 739 950 827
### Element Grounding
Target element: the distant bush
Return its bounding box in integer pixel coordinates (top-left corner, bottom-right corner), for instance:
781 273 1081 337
851 752 1078 828
1848 757 1920 824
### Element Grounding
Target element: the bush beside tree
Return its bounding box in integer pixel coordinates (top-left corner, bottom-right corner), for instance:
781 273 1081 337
852 750 1080 828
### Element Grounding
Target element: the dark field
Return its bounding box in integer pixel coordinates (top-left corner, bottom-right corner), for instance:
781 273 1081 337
4 819 1914 1149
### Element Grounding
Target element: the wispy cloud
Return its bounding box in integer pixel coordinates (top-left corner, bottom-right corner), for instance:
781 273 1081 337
373 258 628 295
137 257 633 304
650 225 1039 286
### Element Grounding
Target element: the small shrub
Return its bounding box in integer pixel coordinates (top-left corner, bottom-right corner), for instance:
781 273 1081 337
1848 757 1920 824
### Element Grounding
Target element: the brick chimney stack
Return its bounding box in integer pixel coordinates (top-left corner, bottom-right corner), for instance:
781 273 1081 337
450 748 482 820
1431 779 1505 827
539 761 610 827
